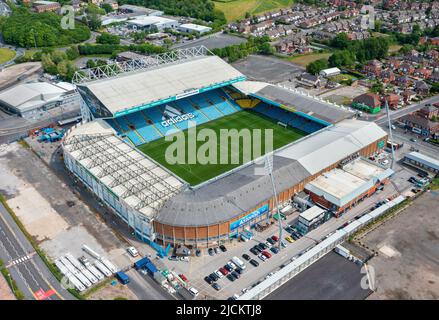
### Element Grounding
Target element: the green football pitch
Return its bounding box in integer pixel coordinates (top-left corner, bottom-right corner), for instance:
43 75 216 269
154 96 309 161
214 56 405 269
138 110 307 186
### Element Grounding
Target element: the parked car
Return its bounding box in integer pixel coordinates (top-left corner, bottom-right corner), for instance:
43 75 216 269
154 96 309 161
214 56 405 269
204 275 214 284
215 270 224 278
271 235 279 242
219 245 227 252
249 259 259 267
280 241 287 248
253 245 263 253
195 249 201 257
228 261 237 270
127 246 139 257
210 272 219 281
231 271 240 279
250 247 259 255
270 247 280 254
219 267 228 276
235 267 244 275
285 236 294 243
224 264 233 272
208 248 214 256
262 250 272 259
214 247 220 254
212 283 221 291
227 274 236 282
189 287 199 297
242 253 251 261
179 274 188 282
266 238 275 245
258 253 267 262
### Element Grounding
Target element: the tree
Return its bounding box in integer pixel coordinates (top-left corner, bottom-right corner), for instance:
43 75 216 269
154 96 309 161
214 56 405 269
331 32 350 49
101 3 114 14
371 81 384 94
329 50 355 68
245 12 251 19
83 13 101 31
258 42 273 55
96 32 120 45
431 82 439 94
306 59 328 75
66 45 79 60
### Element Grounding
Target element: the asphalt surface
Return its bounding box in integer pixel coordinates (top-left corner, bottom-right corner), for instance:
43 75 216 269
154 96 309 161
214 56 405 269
0 202 75 300
265 252 372 300
126 269 176 300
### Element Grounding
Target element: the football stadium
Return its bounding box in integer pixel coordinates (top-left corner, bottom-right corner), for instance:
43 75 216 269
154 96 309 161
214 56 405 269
63 46 388 248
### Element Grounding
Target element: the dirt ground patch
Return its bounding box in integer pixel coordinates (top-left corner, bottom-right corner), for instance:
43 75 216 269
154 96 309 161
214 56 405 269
88 281 138 300
363 191 439 300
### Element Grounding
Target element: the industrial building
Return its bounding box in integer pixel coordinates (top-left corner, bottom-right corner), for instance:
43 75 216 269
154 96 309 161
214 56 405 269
126 16 179 31
305 158 394 216
319 67 341 78
64 46 388 249
178 23 212 35
0 81 79 119
403 152 439 174
296 206 327 234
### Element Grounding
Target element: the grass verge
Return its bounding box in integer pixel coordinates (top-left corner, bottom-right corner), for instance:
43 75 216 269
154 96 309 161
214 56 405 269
0 259 25 300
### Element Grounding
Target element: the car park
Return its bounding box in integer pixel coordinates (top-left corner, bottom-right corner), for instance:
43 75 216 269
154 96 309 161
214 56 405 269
262 250 272 259
208 248 214 256
204 276 214 284
242 254 251 261
212 283 221 291
219 267 228 275
219 245 227 252
228 261 237 269
253 245 263 253
291 233 300 240
258 253 267 262
231 271 240 279
280 241 287 248
264 241 272 248
214 247 220 254
285 236 294 243
179 274 188 282
210 272 219 281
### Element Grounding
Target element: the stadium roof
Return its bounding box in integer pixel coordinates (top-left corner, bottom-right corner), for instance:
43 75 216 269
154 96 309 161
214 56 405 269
75 49 245 117
233 81 353 124
63 120 184 218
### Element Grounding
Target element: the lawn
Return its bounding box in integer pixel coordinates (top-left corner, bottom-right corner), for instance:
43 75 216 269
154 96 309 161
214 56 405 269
288 52 332 67
214 0 295 22
0 48 16 64
138 110 306 186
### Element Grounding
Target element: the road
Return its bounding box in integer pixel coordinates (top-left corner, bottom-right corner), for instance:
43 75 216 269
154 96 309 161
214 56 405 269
374 95 439 126
0 202 75 300
126 269 176 300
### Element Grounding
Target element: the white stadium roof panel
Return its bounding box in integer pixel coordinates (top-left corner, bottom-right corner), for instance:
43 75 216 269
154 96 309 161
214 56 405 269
79 55 244 116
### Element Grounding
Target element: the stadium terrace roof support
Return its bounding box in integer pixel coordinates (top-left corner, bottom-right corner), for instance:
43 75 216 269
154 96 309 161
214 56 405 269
63 132 184 215
72 46 213 84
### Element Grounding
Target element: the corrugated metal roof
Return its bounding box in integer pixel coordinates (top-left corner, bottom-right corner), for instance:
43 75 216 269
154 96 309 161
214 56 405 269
78 55 244 115
405 151 439 171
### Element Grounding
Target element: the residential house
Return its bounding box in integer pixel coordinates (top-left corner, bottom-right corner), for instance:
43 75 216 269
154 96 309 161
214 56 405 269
363 59 382 77
401 90 417 104
414 68 432 80
399 62 415 75
383 94 400 110
297 73 321 88
414 80 431 96
353 93 381 109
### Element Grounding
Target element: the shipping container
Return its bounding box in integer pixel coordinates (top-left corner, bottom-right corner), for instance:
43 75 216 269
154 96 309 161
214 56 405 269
115 271 130 284
134 257 150 270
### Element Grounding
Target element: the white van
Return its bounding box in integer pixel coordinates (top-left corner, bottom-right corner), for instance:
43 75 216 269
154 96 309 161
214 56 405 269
231 256 246 270
127 246 139 257
189 287 199 297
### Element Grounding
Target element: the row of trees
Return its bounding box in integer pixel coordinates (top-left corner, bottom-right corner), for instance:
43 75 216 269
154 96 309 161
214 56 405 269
211 36 273 63
96 33 121 45
1 7 90 48
78 42 167 56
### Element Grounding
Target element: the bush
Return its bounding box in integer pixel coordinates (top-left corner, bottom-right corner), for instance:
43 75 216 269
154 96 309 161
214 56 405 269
96 33 120 45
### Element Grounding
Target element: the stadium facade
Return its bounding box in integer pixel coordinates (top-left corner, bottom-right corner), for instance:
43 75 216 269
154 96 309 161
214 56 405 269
63 47 388 248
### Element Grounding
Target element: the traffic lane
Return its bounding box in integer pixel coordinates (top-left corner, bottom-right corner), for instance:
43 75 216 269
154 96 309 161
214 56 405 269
0 205 63 300
126 269 176 300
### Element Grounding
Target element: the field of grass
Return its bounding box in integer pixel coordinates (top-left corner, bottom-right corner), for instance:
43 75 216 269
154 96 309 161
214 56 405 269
288 52 332 67
0 48 16 64
139 110 306 186
214 0 294 22
388 44 402 54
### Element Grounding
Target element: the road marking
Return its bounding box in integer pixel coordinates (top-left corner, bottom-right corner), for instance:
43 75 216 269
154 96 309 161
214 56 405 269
6 252 36 268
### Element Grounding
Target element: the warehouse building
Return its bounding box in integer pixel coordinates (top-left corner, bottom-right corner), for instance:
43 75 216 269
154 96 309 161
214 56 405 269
305 158 394 216
178 23 212 35
0 81 79 119
403 151 439 174
127 16 179 31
